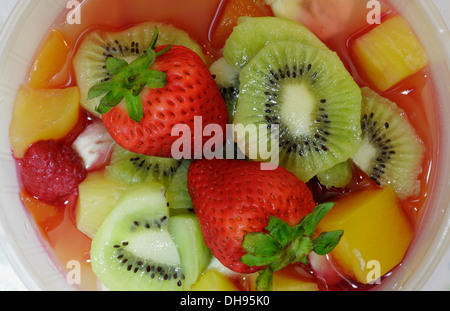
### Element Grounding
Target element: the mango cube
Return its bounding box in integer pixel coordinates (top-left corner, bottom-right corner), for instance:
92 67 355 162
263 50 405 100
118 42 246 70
9 86 80 158
317 186 413 284
28 30 70 88
190 269 239 291
351 15 429 91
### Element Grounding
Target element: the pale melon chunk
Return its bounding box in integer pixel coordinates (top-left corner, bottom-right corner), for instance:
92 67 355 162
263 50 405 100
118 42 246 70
76 171 128 238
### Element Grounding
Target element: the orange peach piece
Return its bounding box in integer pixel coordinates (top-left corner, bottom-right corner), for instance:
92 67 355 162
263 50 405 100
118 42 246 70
20 189 64 239
351 15 429 92
317 186 413 284
9 86 80 158
28 30 70 88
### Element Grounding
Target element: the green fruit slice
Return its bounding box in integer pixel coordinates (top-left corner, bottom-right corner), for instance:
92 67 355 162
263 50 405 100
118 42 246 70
90 182 209 291
352 87 425 199
234 41 362 182
223 16 327 71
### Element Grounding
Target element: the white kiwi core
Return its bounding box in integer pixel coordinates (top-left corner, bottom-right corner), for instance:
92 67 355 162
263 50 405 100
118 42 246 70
352 136 377 172
128 230 181 266
279 82 316 136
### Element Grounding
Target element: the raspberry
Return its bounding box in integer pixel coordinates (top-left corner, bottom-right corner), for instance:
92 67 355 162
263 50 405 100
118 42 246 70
21 140 86 204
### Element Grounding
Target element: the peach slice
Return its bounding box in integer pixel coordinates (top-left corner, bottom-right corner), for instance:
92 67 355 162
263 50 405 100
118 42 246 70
9 86 80 158
20 189 64 238
28 29 71 88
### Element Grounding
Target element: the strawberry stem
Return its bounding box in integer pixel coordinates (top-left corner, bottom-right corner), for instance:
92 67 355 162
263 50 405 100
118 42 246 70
87 27 170 122
240 202 344 291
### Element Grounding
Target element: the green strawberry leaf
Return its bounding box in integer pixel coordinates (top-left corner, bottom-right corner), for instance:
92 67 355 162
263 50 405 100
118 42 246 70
87 26 169 122
265 216 293 245
148 26 159 50
156 45 172 57
312 230 344 255
88 81 113 100
106 57 128 75
296 202 336 237
240 253 279 267
240 202 343 291
143 70 167 88
125 91 144 123
100 89 125 108
255 267 274 291
96 102 113 115
242 232 281 257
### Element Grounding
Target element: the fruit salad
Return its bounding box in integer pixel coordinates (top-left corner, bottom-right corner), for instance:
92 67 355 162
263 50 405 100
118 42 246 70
8 0 440 291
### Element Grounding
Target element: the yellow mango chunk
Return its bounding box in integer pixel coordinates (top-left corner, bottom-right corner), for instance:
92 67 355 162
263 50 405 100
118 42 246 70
249 269 319 291
28 30 70 88
191 269 239 291
317 186 413 284
351 15 429 92
9 86 80 158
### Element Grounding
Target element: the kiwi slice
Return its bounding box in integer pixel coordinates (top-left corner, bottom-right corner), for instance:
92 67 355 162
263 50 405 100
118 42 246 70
90 182 210 291
106 144 193 209
105 144 183 185
165 160 193 210
168 214 211 288
233 41 362 182
316 160 353 189
210 57 240 123
351 87 425 199
73 21 206 116
223 16 327 71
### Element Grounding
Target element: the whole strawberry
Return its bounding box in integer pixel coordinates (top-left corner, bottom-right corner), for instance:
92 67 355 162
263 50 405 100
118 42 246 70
89 28 228 157
21 140 86 204
187 159 343 290
188 160 343 290
187 159 314 272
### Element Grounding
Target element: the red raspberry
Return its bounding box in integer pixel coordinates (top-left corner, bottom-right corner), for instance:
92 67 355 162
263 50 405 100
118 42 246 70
21 140 86 204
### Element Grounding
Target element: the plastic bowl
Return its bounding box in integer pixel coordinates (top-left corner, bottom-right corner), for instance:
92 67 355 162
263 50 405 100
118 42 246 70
0 0 449 291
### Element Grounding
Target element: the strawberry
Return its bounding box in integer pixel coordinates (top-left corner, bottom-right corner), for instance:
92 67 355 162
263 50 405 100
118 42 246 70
88 28 228 157
21 140 86 204
187 159 343 290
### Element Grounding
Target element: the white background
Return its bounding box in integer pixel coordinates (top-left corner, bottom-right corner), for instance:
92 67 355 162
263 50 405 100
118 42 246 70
0 0 448 291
